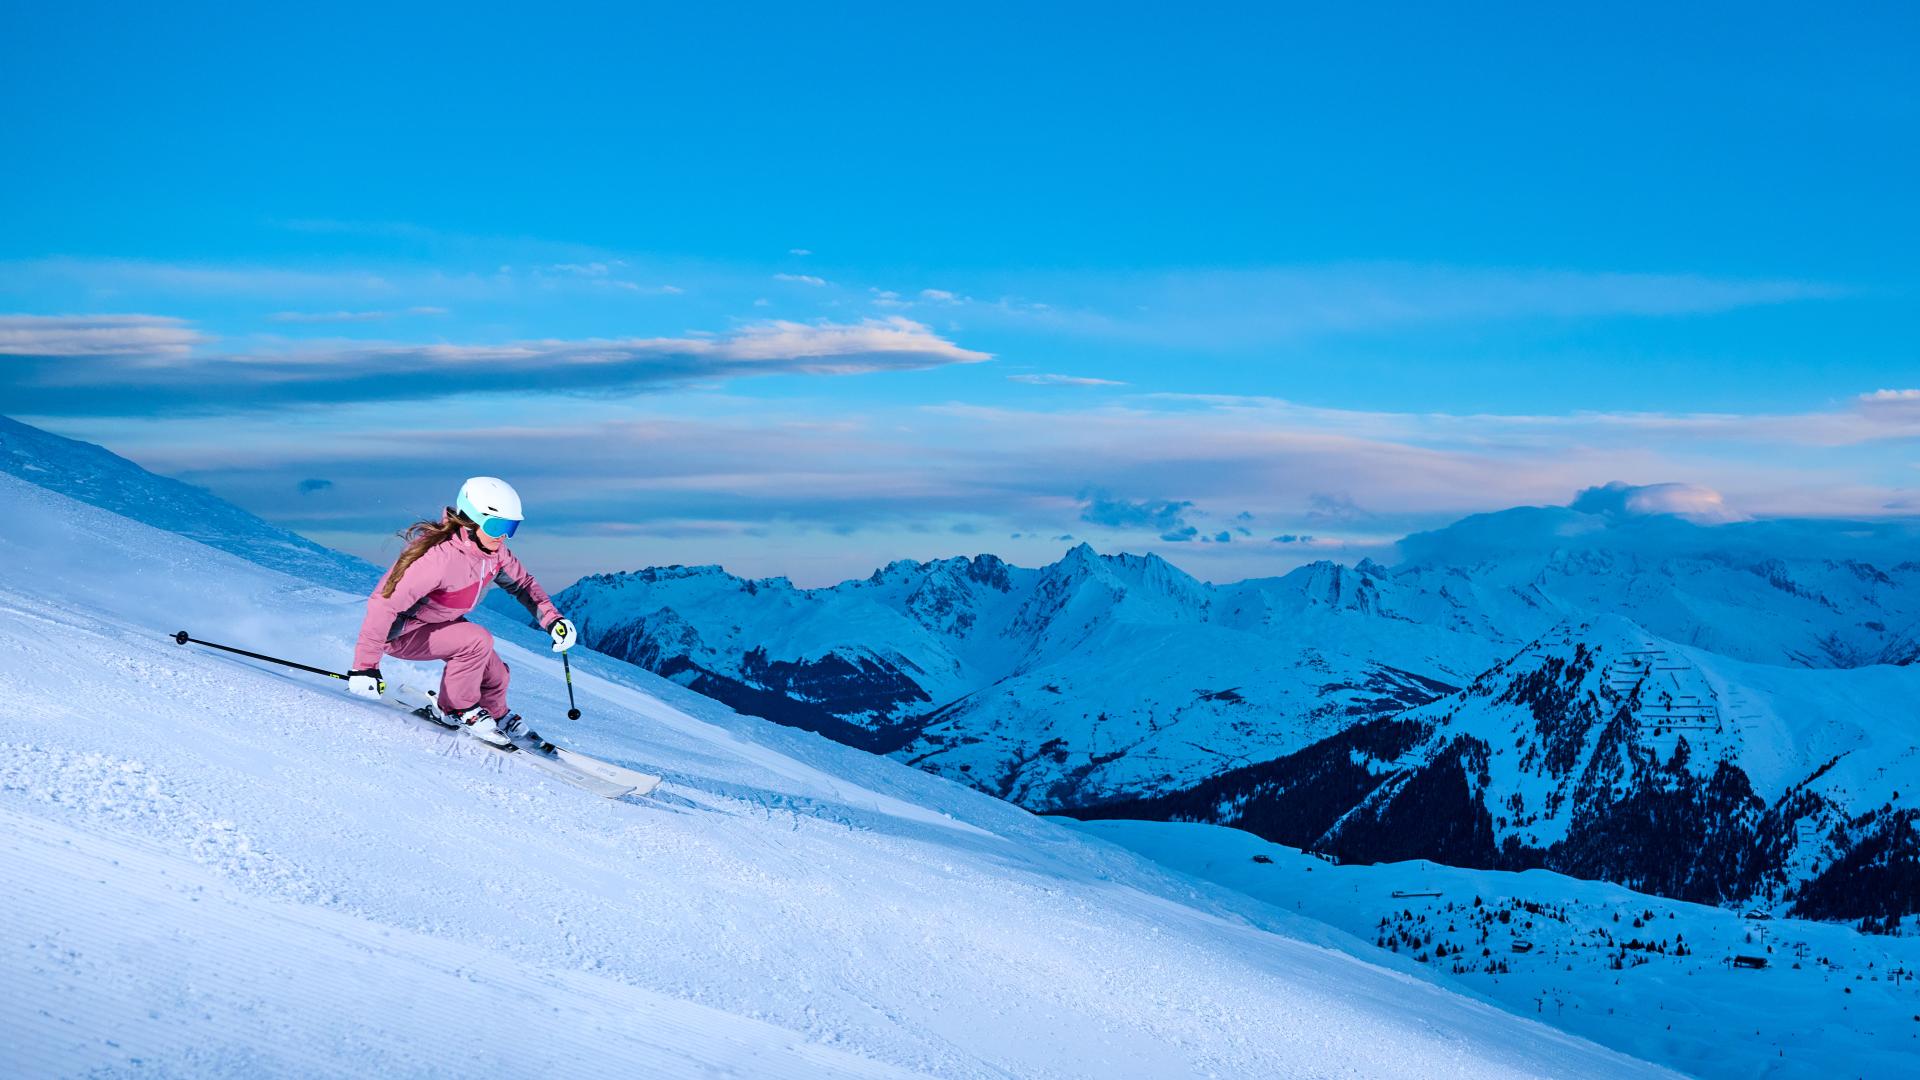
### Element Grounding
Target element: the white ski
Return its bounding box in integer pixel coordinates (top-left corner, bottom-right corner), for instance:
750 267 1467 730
384 684 660 799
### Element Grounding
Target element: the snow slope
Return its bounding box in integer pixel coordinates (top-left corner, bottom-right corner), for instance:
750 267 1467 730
0 413 376 591
1069 819 1920 1080
0 470 1668 1077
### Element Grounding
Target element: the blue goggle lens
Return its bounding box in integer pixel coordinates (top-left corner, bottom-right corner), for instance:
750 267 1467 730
481 515 520 538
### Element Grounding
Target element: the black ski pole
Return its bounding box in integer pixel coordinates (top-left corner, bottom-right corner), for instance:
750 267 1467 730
561 650 581 720
171 630 352 684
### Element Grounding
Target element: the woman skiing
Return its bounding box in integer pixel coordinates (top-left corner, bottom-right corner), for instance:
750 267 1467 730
347 476 578 747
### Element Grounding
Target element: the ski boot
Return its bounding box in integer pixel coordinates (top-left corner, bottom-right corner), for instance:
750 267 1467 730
454 706 514 748
455 706 544 751
496 711 544 747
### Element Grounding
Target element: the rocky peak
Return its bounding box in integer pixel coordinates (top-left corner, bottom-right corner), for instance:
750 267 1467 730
1287 559 1394 615
963 553 1013 591
626 564 741 585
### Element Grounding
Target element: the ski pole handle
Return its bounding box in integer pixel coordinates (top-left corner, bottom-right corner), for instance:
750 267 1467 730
562 650 581 720
171 630 349 682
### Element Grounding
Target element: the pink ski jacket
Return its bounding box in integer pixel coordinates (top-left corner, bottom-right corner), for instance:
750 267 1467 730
353 525 563 671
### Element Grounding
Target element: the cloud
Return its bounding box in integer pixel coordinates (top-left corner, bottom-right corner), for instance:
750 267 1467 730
954 264 1845 348
788 249 813 256
3 316 992 414
1078 490 1196 535
3 258 398 298
1858 389 1920 427
1144 389 1920 449
1160 525 1199 542
0 255 689 310
297 478 334 494
1569 481 1744 523
0 314 203 357
773 273 827 287
545 261 625 277
1007 373 1128 387
1305 492 1370 524
857 287 974 311
267 307 449 324
1271 534 1317 544
528 262 680 295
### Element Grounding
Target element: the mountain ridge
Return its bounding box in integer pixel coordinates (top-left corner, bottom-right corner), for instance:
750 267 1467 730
559 521 1918 814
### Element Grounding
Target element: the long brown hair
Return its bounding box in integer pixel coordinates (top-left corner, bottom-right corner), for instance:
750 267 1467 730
380 507 475 598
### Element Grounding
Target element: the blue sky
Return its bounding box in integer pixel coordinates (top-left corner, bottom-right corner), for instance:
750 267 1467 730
2 2 1915 585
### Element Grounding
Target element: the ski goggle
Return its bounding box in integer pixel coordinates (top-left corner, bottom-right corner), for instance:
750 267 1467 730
456 493 521 539
478 515 520 539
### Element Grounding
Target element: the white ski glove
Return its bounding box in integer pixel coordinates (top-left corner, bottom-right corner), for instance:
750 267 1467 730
347 668 384 700
548 617 579 654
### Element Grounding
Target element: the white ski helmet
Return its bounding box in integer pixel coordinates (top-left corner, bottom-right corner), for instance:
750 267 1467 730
456 476 524 538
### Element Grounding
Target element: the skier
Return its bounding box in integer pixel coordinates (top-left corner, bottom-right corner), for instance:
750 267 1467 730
346 476 578 747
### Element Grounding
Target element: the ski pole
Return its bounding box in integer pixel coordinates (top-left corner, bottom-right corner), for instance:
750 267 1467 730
561 650 582 720
171 630 351 684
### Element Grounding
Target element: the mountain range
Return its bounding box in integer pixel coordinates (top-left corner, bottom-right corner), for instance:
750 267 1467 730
557 500 1920 925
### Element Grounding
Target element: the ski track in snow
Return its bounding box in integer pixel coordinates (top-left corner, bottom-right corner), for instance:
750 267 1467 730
2 809 922 1080
0 472 1668 1078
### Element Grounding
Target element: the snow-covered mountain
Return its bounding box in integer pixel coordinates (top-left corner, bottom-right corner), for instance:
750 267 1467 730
0 426 1670 1076
1391 504 1920 668
560 509 1919 816
559 548 1500 807
1087 615 1920 927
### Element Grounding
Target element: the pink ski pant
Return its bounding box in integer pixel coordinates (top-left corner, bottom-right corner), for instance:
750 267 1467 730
386 619 509 717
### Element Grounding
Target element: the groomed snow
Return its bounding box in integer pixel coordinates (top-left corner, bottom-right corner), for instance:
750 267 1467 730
1068 818 1920 1080
0 472 1668 1078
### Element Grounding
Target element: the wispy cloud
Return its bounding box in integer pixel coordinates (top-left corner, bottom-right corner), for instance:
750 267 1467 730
1078 489 1196 539
0 255 679 307
1008 373 1128 387
1140 390 1920 448
0 314 203 357
944 264 1846 347
1858 388 1920 425
4 316 992 415
3 257 399 298
266 307 450 324
773 273 827 286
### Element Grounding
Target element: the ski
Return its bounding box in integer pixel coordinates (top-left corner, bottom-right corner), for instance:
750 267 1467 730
544 746 665 794
384 683 661 799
